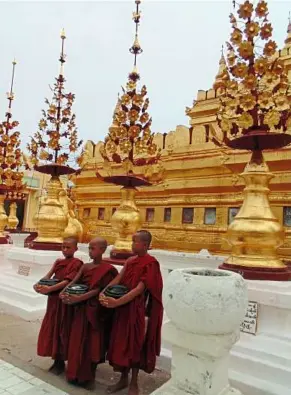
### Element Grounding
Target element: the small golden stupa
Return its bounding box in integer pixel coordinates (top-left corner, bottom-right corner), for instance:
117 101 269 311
213 0 291 280
96 0 162 262
27 29 82 250
0 60 25 242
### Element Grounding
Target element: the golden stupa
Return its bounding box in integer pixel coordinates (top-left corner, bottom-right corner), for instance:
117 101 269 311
70 13 291 262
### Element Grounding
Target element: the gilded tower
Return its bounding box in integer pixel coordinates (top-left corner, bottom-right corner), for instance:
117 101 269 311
74 20 291 259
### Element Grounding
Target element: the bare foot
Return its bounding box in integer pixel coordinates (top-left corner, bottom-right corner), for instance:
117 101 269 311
128 383 139 395
82 380 96 390
48 361 65 375
107 377 129 393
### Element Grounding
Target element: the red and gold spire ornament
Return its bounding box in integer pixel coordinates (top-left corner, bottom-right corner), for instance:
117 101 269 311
27 29 82 177
0 60 24 193
0 60 25 241
213 1 291 281
27 30 82 250
214 0 291 150
99 0 161 187
97 0 162 262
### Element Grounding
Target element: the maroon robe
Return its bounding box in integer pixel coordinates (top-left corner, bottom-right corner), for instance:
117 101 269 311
66 263 118 383
107 254 163 373
37 257 83 360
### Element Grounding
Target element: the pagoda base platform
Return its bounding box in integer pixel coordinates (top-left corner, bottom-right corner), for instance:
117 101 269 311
0 236 9 245
29 241 63 251
0 244 13 268
0 246 87 320
219 262 291 281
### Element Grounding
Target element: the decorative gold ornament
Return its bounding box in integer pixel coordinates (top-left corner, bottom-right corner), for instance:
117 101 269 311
111 187 142 252
59 189 83 242
97 0 163 259
33 176 68 244
213 0 291 279
0 195 8 237
225 150 285 269
8 202 18 229
27 31 82 169
215 0 291 141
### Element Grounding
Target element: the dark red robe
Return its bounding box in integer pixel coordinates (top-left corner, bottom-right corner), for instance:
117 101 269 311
66 263 118 383
107 254 163 373
37 257 83 360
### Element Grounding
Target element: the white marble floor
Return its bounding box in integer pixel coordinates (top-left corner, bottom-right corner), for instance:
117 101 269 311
0 360 68 395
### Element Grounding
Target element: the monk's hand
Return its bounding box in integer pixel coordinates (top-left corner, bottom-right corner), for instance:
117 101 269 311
99 293 106 302
100 296 118 309
63 294 80 305
59 292 66 300
38 285 50 295
33 284 41 293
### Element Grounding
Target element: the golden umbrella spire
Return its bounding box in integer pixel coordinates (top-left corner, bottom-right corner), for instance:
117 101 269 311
213 45 230 91
27 29 82 175
0 59 24 191
101 0 160 175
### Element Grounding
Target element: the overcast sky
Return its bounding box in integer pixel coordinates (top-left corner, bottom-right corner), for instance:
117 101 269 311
0 1 289 149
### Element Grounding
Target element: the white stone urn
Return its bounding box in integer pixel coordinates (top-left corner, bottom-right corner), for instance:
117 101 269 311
9 233 29 248
152 268 248 395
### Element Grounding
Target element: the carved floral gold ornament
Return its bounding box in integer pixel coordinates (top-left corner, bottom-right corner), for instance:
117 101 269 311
213 0 291 146
0 61 24 192
98 2 161 180
27 29 82 169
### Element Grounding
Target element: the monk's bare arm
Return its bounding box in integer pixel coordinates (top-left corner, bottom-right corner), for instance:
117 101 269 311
33 261 58 292
74 288 100 303
115 281 145 307
40 261 58 280
60 266 84 296
47 280 69 293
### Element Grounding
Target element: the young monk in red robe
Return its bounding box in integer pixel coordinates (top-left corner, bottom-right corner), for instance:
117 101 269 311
33 237 83 375
61 237 118 388
100 230 163 395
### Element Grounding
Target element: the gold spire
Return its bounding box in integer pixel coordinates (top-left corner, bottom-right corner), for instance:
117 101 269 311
284 12 291 49
213 45 230 91
110 93 121 128
59 29 66 76
129 0 143 70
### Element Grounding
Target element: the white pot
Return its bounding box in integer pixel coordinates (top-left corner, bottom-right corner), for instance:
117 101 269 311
164 268 248 335
9 233 29 248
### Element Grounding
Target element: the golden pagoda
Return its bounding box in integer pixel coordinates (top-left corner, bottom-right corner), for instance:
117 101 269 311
45 10 289 262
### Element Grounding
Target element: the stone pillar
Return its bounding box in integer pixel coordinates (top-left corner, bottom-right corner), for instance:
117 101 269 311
152 268 247 395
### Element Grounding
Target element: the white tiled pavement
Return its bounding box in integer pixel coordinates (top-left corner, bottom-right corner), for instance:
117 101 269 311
0 360 68 395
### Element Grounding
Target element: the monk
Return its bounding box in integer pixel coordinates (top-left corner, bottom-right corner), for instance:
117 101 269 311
99 230 163 395
62 237 118 388
33 237 83 375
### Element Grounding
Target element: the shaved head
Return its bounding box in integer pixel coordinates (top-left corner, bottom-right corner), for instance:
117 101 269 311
136 230 152 247
90 237 107 251
63 237 78 247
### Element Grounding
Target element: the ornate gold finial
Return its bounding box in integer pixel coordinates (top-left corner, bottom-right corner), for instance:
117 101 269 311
284 12 291 48
60 28 66 39
0 61 24 192
214 0 291 149
101 0 160 174
59 30 66 76
213 45 229 91
27 31 82 170
130 0 143 68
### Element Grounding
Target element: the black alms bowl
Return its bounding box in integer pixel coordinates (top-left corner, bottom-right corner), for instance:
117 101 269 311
66 284 89 295
38 279 60 286
104 285 129 299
